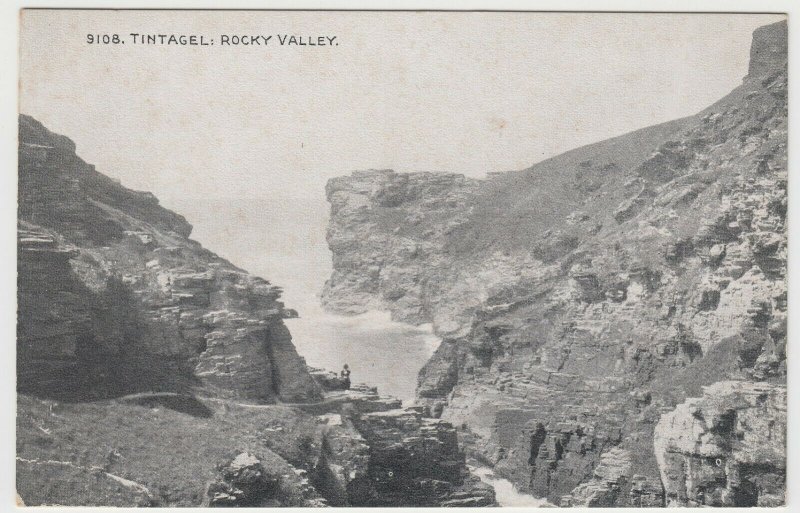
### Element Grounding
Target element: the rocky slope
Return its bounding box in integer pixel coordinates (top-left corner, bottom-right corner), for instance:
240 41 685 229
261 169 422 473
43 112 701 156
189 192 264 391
322 21 787 506
17 115 494 507
18 113 321 403
654 381 786 507
17 385 495 507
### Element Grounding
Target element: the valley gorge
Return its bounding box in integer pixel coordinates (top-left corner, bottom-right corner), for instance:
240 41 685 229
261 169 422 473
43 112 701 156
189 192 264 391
16 19 787 509
16 115 493 507
321 20 788 507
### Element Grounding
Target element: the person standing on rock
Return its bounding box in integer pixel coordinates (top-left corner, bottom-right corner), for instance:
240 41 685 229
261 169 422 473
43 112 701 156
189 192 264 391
340 364 351 390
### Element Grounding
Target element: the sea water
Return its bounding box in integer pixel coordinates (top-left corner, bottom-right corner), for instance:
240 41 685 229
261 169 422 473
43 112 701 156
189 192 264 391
165 198 441 403
286 306 441 404
166 197 544 502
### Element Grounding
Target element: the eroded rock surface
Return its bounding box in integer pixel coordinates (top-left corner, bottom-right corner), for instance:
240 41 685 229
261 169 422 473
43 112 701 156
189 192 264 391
348 407 496 506
322 21 787 506
654 381 786 507
18 115 321 403
206 452 281 507
302 387 496 506
17 115 494 507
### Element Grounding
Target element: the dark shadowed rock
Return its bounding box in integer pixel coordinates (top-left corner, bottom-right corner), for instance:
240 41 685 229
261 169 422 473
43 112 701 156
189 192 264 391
17 115 322 404
349 407 496 506
748 21 787 79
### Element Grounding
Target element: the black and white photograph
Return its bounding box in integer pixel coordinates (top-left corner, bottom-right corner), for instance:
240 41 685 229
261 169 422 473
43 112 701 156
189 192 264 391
10 5 793 509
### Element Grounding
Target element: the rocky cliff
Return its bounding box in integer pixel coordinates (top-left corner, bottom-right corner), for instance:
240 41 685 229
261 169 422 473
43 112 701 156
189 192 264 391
18 114 322 403
17 115 495 507
17 379 495 506
322 21 787 506
654 381 786 507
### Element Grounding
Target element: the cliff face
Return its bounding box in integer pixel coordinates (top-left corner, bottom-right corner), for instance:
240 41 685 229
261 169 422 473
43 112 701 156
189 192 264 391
654 381 786 507
18 114 321 403
322 170 482 328
17 117 494 507
340 405 495 506
322 21 787 506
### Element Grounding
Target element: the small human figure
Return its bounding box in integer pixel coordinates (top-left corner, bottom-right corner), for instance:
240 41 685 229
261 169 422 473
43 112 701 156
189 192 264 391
340 364 351 390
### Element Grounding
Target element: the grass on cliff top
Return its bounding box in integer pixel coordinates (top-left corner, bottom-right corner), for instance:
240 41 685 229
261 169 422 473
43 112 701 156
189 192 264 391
16 394 323 507
444 117 693 259
443 67 774 263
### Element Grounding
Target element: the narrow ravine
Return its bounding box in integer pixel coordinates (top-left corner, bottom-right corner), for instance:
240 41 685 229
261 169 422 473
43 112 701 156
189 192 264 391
470 465 552 507
286 307 440 404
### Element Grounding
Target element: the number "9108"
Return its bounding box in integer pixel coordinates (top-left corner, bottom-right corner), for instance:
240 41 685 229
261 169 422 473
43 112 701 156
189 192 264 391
86 34 124 44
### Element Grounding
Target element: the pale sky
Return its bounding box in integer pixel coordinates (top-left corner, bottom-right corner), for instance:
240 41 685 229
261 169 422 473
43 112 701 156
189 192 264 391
19 11 785 309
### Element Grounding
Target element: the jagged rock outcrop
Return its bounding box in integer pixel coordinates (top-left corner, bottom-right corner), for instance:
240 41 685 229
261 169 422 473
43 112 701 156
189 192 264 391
16 393 333 507
310 412 372 506
308 367 353 391
205 452 281 507
17 103 494 508
18 368 495 507
18 114 321 403
322 170 482 329
304 387 496 506
322 21 787 506
748 20 788 79
347 407 496 506
653 381 785 507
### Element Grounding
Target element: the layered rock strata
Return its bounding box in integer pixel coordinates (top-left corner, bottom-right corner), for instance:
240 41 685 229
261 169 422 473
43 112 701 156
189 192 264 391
654 381 786 507
18 378 495 507
307 376 496 506
347 407 495 506
18 114 321 403
322 21 787 506
17 115 494 507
